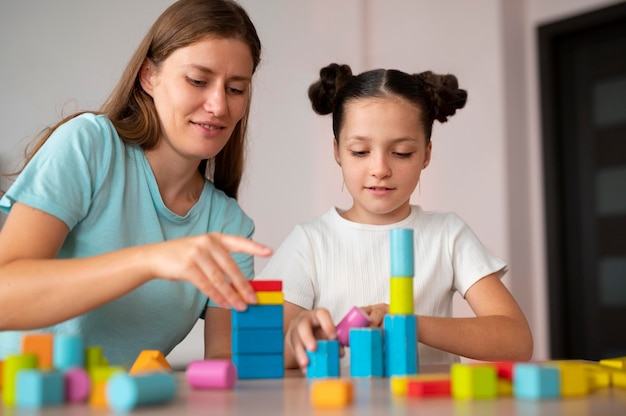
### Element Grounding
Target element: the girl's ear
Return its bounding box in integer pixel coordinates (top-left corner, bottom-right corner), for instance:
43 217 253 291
423 141 433 169
139 59 156 97
333 138 341 166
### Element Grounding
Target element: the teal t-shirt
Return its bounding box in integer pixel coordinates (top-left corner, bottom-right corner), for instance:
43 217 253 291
0 113 255 367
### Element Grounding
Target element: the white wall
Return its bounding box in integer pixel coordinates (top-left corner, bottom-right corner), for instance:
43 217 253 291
0 0 620 368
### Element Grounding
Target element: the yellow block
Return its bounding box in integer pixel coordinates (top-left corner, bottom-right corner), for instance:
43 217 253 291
582 363 612 390
311 379 353 408
612 370 626 389
129 350 172 375
547 362 589 397
599 357 626 370
0 360 3 390
451 363 497 400
389 277 414 315
390 374 449 396
256 291 284 305
498 379 513 397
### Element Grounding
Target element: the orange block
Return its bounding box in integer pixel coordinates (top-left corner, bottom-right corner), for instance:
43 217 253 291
89 381 108 409
129 350 172 375
0 360 3 389
21 333 54 370
311 379 353 408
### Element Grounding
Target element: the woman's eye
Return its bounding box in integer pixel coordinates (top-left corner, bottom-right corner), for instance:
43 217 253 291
186 77 205 87
227 86 244 95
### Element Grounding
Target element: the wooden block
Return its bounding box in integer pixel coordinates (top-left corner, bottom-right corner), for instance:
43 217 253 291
16 369 64 408
612 369 626 389
21 333 54 370
53 334 84 371
390 228 414 277
64 367 91 403
0 360 3 390
88 366 125 409
129 350 172 375
383 314 418 377
389 277 414 315
106 372 177 411
599 357 626 370
350 328 383 377
492 361 515 381
498 379 513 396
451 363 497 400
231 305 283 329
250 280 282 292
186 360 237 389
2 354 38 406
232 328 284 354
306 340 340 379
310 379 353 408
85 346 108 371
513 363 560 400
232 353 284 379
255 291 284 305
407 376 451 398
582 363 612 390
547 362 589 397
336 306 371 347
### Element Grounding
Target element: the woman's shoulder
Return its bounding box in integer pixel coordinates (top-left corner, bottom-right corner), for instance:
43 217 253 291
49 113 119 152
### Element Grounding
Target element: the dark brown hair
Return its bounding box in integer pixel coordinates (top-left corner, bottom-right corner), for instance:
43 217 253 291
308 63 467 142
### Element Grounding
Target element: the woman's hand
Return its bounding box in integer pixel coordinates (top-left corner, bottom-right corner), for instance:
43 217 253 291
146 233 271 311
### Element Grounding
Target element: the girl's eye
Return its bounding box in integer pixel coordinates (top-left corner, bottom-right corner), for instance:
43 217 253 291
186 77 205 87
350 150 368 157
394 152 413 158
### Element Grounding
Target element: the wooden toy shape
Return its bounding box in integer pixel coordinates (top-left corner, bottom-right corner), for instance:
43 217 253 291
250 280 282 292
89 366 125 408
547 362 589 397
306 340 340 379
389 277 414 315
611 369 626 389
64 367 91 403
16 369 63 408
383 314 418 377
0 360 3 390
255 291 284 305
390 375 426 396
129 350 172 375
350 328 383 377
53 334 84 371
85 346 108 371
2 354 38 406
231 305 283 329
310 379 353 408
336 306 372 347
451 363 497 400
498 379 513 396
106 372 177 412
492 361 515 381
186 360 237 389
232 353 284 379
407 376 451 398
600 356 626 370
232 328 284 354
21 333 54 370
390 228 414 277
513 363 560 400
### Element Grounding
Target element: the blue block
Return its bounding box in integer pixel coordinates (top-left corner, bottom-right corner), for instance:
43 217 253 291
16 370 64 408
232 305 283 329
232 354 284 379
232 328 284 354
383 315 418 377
390 228 414 277
306 340 340 379
350 328 384 377
514 364 560 400
53 334 84 370
106 372 177 412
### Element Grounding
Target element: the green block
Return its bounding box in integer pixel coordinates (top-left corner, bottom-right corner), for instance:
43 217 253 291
2 354 38 406
451 363 497 400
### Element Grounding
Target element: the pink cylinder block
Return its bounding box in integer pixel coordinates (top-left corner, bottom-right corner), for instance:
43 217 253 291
335 306 372 347
186 360 237 390
64 367 91 402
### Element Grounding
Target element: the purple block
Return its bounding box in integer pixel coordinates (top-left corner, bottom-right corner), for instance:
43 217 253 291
64 367 90 403
186 360 237 389
335 306 371 347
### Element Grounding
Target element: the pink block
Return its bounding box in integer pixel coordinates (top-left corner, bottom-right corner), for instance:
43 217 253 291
64 367 90 402
335 306 372 347
186 360 237 390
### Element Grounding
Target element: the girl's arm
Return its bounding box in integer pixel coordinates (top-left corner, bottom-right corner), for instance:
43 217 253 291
417 273 533 361
0 203 270 330
204 307 232 359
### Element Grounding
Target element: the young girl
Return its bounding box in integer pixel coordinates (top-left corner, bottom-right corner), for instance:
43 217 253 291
0 0 271 367
257 63 533 371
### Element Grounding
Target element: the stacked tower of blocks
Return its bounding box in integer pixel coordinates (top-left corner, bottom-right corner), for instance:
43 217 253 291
231 280 284 379
385 228 418 377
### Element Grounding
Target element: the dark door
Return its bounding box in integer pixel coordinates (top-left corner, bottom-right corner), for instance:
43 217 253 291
539 2 626 360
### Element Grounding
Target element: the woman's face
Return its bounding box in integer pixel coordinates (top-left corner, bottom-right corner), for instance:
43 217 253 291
140 36 254 163
335 96 431 225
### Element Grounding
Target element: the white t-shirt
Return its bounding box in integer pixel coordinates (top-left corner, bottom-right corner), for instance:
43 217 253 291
258 205 507 364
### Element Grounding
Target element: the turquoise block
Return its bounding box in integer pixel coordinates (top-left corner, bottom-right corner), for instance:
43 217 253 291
232 353 284 379
390 228 414 277
350 328 384 377
514 364 560 400
106 372 177 412
232 328 284 354
53 334 84 370
383 314 418 376
231 305 283 329
16 370 63 408
306 340 340 379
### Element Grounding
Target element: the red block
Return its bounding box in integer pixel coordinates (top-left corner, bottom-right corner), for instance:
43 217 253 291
407 378 451 397
493 362 515 381
250 280 282 292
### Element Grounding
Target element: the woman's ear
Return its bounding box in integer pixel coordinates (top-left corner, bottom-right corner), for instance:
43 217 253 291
422 141 432 169
139 59 156 97
333 138 341 166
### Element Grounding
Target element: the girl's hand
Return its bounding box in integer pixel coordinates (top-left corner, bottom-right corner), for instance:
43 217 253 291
285 308 343 373
360 303 389 327
146 233 271 311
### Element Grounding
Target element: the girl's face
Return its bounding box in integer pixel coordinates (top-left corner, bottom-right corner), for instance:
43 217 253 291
335 96 431 225
140 36 253 164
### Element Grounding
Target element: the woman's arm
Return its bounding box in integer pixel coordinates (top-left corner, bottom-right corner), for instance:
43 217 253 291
417 273 533 361
0 203 270 330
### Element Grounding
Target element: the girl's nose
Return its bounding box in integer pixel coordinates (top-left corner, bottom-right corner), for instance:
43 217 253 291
371 154 391 178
